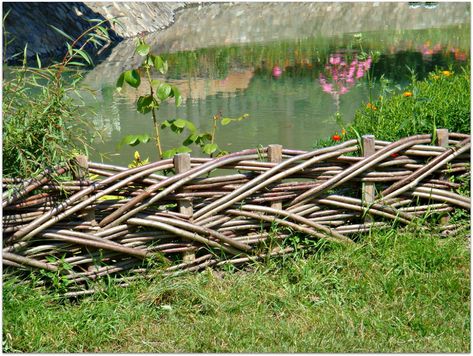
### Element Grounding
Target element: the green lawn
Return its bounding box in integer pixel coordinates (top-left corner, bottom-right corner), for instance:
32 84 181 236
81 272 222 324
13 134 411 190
3 224 470 352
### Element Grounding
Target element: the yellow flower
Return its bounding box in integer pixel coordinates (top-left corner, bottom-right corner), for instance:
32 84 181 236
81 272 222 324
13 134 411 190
341 128 347 136
432 75 440 80
366 103 377 110
442 70 452 77
403 91 413 97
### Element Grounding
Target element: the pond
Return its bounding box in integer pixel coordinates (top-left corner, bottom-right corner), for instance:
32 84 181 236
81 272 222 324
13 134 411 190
81 2 470 166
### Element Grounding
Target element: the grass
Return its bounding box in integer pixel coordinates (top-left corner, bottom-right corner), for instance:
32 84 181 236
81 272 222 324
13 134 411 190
349 66 470 141
3 223 470 352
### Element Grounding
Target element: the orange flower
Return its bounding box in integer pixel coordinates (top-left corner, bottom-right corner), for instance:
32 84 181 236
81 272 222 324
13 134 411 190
403 91 413 97
366 103 377 110
432 74 440 80
332 134 341 141
442 70 452 77
341 128 347 136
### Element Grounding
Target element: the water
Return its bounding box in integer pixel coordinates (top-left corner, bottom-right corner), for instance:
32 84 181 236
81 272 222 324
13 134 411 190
80 2 470 166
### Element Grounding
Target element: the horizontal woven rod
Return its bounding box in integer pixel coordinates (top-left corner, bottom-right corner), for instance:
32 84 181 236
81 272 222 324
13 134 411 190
408 190 470 209
89 167 163 186
10 159 178 243
380 137 470 201
194 142 359 221
127 218 243 256
335 222 390 234
99 150 263 229
375 140 447 152
313 197 412 225
239 204 352 242
3 252 59 272
3 165 68 208
139 214 252 252
185 179 251 191
291 134 432 207
227 208 353 244
40 232 149 259
312 213 358 222
88 162 167 182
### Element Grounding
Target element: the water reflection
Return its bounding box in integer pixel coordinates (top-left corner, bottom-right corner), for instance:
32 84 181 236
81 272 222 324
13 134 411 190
319 53 372 112
80 2 469 165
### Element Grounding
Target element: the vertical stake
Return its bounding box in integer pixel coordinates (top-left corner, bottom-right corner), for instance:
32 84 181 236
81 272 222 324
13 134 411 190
73 155 98 273
436 128 450 225
362 135 376 223
173 153 195 262
73 155 96 226
268 144 283 210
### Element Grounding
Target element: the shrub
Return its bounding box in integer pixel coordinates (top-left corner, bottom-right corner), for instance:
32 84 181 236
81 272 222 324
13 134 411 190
2 19 115 178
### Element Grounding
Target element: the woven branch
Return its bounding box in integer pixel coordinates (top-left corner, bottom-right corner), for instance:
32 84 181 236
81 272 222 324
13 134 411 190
2 132 470 295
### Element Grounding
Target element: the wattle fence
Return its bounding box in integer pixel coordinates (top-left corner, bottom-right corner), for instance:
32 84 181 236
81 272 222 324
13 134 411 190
3 130 470 296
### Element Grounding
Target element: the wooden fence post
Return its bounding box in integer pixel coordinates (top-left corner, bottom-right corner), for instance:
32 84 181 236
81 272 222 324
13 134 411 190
436 128 450 225
268 144 283 210
73 155 98 273
73 155 96 226
362 135 376 223
173 153 196 262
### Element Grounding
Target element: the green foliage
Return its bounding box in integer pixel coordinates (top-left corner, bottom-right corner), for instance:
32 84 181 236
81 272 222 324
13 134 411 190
117 38 249 162
347 67 470 141
116 37 179 160
2 224 469 352
3 18 116 178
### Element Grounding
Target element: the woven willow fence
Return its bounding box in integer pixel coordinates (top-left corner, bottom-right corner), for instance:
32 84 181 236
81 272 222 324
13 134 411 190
3 130 471 296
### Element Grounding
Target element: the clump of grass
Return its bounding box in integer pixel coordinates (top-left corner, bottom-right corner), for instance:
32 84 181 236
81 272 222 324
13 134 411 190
3 224 469 353
350 67 470 141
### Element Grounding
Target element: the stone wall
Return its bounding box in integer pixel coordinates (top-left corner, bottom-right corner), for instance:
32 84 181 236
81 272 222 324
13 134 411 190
3 2 187 63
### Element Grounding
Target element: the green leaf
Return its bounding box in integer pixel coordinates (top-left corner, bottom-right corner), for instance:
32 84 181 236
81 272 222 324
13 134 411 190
49 24 74 41
116 72 125 92
162 149 177 159
183 133 199 146
136 43 150 56
137 134 150 144
137 95 153 114
176 146 192 153
151 79 161 92
68 61 87 67
173 118 187 129
35 53 41 69
74 48 92 65
153 55 165 73
202 143 218 155
171 85 182 107
157 83 172 101
184 120 196 132
124 69 141 88
221 118 233 126
161 120 172 129
118 134 150 148
162 61 169 74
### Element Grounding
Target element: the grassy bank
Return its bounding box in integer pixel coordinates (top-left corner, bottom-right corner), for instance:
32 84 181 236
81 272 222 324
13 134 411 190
3 224 470 353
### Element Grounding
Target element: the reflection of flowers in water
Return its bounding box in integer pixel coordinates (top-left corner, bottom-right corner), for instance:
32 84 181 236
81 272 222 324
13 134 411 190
319 53 372 110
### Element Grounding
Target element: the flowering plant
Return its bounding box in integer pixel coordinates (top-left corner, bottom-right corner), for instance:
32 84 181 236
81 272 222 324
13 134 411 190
319 53 372 99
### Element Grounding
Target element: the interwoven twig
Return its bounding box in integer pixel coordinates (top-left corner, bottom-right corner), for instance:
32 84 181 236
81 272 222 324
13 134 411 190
2 132 470 295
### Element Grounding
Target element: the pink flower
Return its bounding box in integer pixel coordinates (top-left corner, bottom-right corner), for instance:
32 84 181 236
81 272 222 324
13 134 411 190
329 54 342 65
356 67 365 79
272 66 282 78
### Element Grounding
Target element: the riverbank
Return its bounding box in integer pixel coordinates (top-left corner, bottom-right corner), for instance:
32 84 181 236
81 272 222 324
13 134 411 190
3 2 187 63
